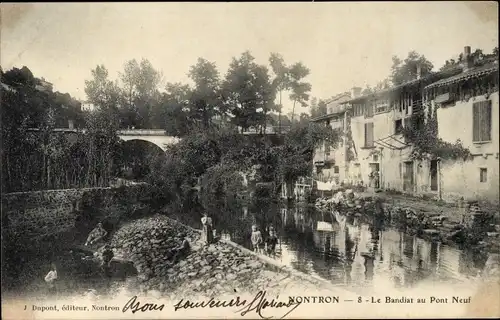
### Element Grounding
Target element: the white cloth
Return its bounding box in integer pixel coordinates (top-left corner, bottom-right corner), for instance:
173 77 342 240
45 270 57 283
316 180 334 191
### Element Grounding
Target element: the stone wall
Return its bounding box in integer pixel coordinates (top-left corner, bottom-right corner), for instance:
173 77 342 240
1 184 153 240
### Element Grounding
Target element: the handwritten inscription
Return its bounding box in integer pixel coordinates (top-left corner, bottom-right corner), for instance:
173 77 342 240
173 290 302 319
122 296 165 314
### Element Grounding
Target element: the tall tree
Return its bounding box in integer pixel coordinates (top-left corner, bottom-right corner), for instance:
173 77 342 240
390 51 434 85
117 58 162 128
223 51 275 133
188 58 222 129
161 82 192 136
269 53 290 133
288 62 311 121
119 59 140 128
84 65 122 186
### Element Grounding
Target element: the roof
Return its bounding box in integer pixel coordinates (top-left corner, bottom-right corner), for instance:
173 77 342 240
325 92 351 105
425 62 499 89
339 67 465 105
310 111 346 122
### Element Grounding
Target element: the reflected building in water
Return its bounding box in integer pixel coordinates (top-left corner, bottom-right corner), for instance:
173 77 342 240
237 205 484 289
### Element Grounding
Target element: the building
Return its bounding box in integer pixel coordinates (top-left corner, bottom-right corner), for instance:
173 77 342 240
423 47 499 202
81 101 95 111
311 90 357 184
313 45 499 203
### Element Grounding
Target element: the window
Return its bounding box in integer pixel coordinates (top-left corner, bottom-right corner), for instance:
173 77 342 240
364 122 374 147
353 104 363 117
480 168 487 183
395 119 403 134
473 100 492 143
334 166 340 174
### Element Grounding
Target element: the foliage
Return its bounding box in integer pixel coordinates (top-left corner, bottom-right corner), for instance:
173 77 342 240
117 59 163 128
275 122 341 183
440 47 499 72
288 62 311 121
1 65 123 192
188 58 223 129
161 82 192 136
310 97 328 118
362 79 391 96
199 162 246 215
401 110 471 162
222 51 276 132
391 51 434 85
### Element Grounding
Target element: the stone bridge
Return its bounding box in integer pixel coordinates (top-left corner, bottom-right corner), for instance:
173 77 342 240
26 128 180 151
27 126 288 151
117 129 179 151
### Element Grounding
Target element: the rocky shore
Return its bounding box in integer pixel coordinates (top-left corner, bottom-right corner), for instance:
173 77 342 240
110 215 334 300
315 190 500 253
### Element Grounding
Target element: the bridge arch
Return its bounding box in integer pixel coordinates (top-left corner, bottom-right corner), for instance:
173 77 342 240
119 138 166 154
117 129 180 152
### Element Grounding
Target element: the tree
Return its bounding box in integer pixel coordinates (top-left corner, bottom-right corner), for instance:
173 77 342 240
362 86 375 96
161 82 192 136
440 47 498 72
116 59 162 128
269 53 290 132
223 51 276 132
288 62 311 121
119 59 140 128
84 65 122 187
390 51 434 85
188 58 222 129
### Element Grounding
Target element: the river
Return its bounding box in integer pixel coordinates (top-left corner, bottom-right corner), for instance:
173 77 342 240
7 199 490 300
170 201 490 296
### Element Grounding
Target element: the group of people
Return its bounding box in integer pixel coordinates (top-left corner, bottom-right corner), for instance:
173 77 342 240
251 225 279 256
200 212 279 257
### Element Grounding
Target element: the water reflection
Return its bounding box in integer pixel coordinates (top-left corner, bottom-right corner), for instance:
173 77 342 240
210 204 488 291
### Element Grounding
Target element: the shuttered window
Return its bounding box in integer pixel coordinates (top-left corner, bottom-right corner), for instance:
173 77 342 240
364 122 374 147
473 100 492 142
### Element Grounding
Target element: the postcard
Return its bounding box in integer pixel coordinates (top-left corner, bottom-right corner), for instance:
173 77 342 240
1 2 499 319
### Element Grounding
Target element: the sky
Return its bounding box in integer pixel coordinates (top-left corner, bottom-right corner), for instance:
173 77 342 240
1 2 498 114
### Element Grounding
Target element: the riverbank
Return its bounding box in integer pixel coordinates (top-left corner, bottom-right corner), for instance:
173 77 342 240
109 215 344 300
315 190 500 253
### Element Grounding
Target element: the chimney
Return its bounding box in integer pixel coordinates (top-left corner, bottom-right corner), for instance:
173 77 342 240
68 119 75 130
416 64 422 80
462 46 473 71
351 87 362 99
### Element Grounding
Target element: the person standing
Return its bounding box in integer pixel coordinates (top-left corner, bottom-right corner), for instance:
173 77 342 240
201 213 213 245
251 225 263 254
266 228 278 256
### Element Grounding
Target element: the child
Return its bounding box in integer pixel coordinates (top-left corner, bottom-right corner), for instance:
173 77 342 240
251 225 263 254
266 228 278 256
44 263 58 294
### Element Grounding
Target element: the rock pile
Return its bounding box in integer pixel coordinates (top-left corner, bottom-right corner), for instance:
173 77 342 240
110 215 323 299
110 215 202 281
